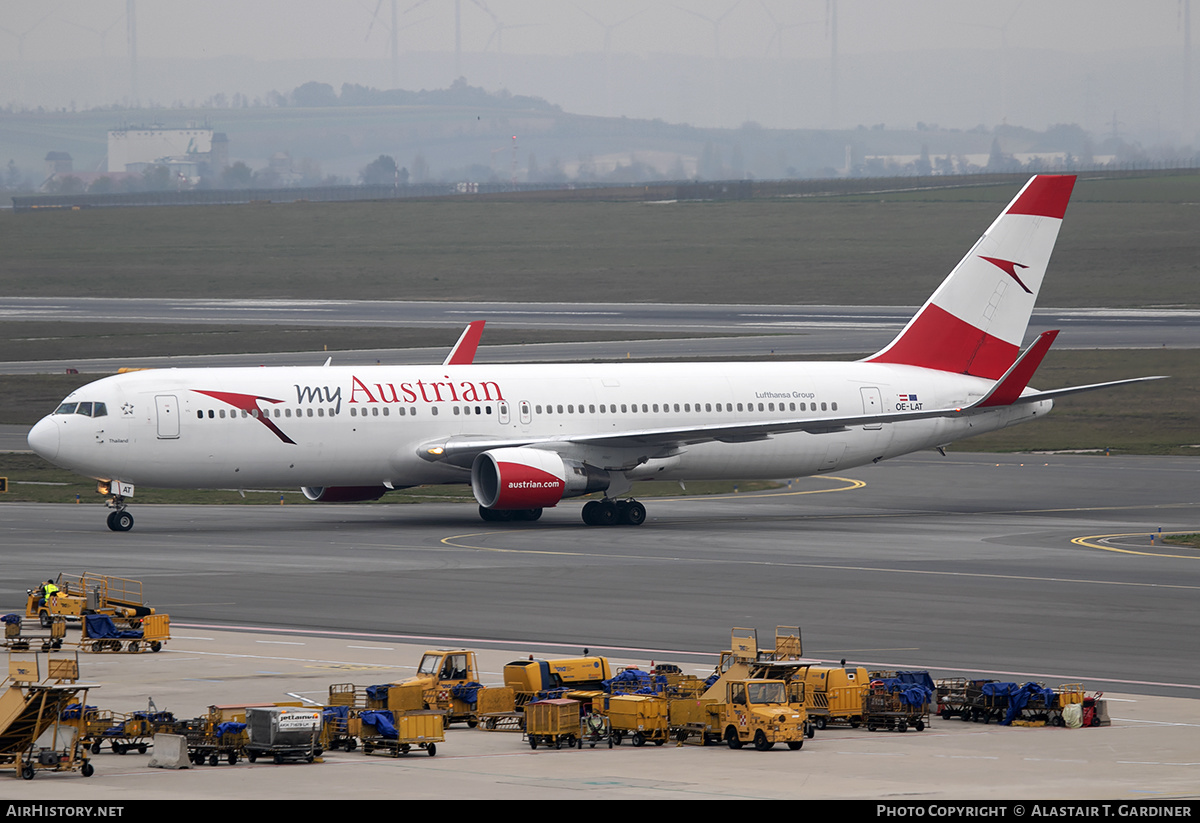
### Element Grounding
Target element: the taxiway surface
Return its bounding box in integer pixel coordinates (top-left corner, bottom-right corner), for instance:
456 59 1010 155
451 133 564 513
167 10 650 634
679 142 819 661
3 452 1197 699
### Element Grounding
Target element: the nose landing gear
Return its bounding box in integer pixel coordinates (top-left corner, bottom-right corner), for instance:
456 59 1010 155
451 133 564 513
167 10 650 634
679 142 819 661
105 498 134 532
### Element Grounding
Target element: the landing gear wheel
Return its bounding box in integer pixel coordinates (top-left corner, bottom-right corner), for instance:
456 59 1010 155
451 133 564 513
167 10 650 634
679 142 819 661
107 510 134 532
584 500 617 526
619 500 646 526
478 506 513 522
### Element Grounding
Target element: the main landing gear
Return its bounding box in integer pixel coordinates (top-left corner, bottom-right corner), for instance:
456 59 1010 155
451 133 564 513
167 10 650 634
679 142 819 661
581 499 645 527
105 498 134 532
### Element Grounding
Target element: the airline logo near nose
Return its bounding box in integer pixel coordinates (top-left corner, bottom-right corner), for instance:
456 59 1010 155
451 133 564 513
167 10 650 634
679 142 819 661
193 389 296 444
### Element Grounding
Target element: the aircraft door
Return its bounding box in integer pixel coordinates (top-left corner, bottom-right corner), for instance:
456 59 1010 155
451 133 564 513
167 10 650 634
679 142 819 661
497 401 510 425
155 394 180 439
860 387 883 430
519 400 531 425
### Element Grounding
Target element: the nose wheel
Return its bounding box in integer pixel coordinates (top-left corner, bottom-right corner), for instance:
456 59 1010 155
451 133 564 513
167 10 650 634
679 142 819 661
105 499 134 532
582 498 645 526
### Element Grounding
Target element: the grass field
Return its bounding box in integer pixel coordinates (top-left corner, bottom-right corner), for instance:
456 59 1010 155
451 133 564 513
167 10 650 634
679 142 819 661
2 175 1199 308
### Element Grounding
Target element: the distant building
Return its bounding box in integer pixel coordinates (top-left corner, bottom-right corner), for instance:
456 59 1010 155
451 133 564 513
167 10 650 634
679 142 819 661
107 124 229 186
44 151 73 177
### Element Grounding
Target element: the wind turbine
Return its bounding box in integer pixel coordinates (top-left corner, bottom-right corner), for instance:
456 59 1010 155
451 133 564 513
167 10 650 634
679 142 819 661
406 0 495 81
674 1 744 124
0 3 62 107
574 5 644 116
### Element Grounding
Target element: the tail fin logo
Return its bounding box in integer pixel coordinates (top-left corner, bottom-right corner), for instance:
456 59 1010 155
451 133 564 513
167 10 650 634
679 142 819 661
979 256 1032 294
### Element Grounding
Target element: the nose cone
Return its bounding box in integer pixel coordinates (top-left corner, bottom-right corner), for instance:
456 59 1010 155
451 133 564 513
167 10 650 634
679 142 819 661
27 416 60 461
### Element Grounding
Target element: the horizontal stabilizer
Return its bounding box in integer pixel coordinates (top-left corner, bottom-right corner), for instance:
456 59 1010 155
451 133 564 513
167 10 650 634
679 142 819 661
1012 375 1169 405
977 330 1059 407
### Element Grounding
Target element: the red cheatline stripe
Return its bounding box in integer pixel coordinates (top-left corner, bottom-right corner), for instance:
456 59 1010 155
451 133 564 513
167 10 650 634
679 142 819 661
1005 175 1076 219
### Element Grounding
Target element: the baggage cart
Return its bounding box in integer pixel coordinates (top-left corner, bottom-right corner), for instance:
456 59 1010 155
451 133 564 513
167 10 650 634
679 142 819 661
244 706 322 764
355 710 443 757
524 698 581 749
80 613 169 653
607 694 669 746
3 613 66 652
863 671 934 732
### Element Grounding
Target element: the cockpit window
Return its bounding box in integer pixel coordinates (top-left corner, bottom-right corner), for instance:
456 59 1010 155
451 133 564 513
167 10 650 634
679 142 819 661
54 401 107 417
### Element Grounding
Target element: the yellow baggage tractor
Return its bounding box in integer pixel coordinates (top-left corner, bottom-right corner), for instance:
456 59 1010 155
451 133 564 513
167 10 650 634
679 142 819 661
524 698 582 750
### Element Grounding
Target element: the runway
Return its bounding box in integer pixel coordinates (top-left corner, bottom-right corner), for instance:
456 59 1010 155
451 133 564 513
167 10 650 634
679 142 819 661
3 452 1197 699
0 298 1195 374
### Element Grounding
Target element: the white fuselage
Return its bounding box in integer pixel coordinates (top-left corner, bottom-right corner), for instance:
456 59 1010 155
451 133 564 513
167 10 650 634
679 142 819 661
28 360 1049 494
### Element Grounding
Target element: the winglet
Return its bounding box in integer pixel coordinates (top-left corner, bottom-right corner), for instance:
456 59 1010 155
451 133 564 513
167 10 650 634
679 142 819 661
443 321 485 366
977 330 1059 407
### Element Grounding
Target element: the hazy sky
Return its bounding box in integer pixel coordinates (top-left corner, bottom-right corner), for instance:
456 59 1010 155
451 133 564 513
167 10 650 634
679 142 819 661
2 1 1196 139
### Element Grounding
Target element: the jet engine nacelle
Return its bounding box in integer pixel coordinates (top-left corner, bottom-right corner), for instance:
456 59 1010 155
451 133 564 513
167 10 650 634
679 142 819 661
471 447 609 510
301 486 388 503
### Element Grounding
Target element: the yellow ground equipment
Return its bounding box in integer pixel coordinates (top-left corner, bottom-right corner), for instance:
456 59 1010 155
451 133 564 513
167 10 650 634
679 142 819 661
797 665 870 729
504 655 613 708
672 678 807 751
26 573 157 628
3 613 66 652
183 703 299 766
353 710 443 757
524 698 583 749
392 649 514 727
607 694 669 747
0 654 97 780
79 613 170 653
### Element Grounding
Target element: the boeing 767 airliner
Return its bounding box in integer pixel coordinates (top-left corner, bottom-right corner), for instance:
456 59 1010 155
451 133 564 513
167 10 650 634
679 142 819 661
27 175 1159 531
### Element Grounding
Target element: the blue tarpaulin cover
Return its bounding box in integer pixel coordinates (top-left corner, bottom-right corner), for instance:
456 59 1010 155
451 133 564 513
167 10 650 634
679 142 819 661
85 614 142 639
360 710 398 739
215 721 246 738
1002 682 1057 725
451 682 484 705
366 684 391 701
874 671 935 707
